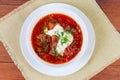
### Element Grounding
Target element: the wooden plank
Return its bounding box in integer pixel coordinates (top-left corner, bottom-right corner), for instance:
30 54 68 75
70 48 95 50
0 0 29 5
0 41 13 63
0 0 29 18
0 63 25 80
112 59 120 66
90 66 120 80
0 5 18 18
96 0 120 32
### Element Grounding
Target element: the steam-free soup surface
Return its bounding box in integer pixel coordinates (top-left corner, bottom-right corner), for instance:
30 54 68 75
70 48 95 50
31 13 83 64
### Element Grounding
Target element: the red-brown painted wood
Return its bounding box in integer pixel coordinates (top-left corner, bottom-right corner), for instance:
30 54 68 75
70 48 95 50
0 63 25 80
0 42 12 63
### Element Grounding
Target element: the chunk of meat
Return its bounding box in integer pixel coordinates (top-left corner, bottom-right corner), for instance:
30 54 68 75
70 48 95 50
37 34 52 53
51 35 58 48
48 22 55 30
48 35 58 55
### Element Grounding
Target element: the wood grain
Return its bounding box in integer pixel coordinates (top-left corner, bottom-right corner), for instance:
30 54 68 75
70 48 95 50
0 42 12 63
0 63 25 80
0 0 28 18
0 5 18 17
96 0 120 33
0 0 120 80
0 0 28 5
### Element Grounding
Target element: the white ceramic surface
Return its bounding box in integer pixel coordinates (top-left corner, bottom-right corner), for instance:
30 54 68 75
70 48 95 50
20 3 95 76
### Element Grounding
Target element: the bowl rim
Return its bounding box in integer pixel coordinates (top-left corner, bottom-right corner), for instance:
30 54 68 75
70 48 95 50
26 6 88 66
20 3 95 76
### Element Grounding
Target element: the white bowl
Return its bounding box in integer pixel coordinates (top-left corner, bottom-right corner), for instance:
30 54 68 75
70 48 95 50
20 3 95 76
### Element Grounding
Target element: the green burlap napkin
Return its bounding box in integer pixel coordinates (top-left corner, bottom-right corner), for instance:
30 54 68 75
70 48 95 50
0 0 120 80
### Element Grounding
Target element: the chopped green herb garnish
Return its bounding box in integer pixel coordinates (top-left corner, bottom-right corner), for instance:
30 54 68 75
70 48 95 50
38 34 50 52
39 39 48 52
66 28 71 33
61 37 69 45
55 32 60 39
51 48 56 56
51 47 60 58
66 28 76 34
43 26 48 33
44 24 73 56
51 19 57 24
61 32 64 36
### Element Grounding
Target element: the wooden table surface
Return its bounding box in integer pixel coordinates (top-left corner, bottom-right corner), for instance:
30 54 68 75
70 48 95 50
0 0 120 80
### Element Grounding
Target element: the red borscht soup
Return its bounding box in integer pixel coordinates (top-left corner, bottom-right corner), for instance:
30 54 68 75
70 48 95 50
31 13 83 64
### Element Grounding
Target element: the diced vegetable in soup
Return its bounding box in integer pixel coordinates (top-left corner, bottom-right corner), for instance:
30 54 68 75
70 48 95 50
31 13 83 64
